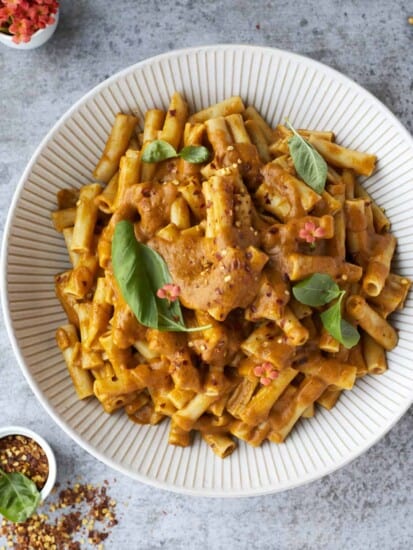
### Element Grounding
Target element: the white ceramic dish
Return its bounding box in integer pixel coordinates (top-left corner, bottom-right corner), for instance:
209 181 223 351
0 426 57 501
1 45 413 497
0 11 59 50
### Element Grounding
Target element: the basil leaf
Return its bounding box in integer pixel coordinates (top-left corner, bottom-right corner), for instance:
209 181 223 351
141 141 210 164
112 220 159 329
0 467 41 523
137 239 185 328
141 140 177 163
292 273 341 307
157 313 212 333
112 221 211 333
178 145 210 163
286 120 327 194
320 294 360 349
339 319 361 349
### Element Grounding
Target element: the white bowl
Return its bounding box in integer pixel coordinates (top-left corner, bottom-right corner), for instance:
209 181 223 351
0 425 57 501
1 45 413 497
0 11 59 50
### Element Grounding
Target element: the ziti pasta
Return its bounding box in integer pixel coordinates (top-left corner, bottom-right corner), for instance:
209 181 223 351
52 93 411 458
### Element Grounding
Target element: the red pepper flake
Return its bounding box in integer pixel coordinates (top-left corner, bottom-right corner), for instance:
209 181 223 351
0 481 119 549
0 435 49 490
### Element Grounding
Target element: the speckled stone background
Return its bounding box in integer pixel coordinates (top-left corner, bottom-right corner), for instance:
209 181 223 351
0 1 412 549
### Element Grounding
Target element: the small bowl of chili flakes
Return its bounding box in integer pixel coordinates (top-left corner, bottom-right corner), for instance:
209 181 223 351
0 426 57 501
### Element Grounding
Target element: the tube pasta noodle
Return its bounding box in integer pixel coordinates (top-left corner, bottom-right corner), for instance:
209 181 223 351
51 92 410 458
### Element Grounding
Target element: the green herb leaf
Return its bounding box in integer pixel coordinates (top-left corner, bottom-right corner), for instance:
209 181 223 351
141 140 177 163
178 145 210 163
112 221 211 332
292 273 341 307
0 467 41 523
157 313 213 333
138 239 186 328
142 140 210 164
320 293 360 349
286 120 328 194
112 220 159 329
292 271 359 348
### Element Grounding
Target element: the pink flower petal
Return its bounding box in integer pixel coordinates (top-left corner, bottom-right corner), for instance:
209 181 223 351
171 285 181 297
260 377 271 386
268 370 279 379
157 283 181 301
304 221 316 232
254 366 265 376
299 228 315 243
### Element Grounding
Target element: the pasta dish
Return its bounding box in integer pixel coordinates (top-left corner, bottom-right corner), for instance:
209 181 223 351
52 93 410 458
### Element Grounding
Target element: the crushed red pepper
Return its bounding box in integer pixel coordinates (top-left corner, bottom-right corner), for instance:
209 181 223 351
0 435 49 490
0 481 118 549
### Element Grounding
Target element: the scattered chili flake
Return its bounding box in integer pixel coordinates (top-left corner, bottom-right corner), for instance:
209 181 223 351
0 435 49 490
0 481 118 549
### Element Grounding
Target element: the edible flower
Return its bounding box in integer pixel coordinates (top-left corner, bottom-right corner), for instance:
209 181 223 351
253 362 279 386
0 0 59 44
298 221 325 245
156 283 181 303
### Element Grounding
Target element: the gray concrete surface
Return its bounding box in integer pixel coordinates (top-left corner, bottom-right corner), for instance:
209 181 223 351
0 1 412 548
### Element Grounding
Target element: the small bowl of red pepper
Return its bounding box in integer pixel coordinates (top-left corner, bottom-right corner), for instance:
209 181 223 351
0 426 57 522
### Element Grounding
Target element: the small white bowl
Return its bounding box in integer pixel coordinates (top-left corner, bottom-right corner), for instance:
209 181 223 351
0 426 57 501
0 11 59 50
